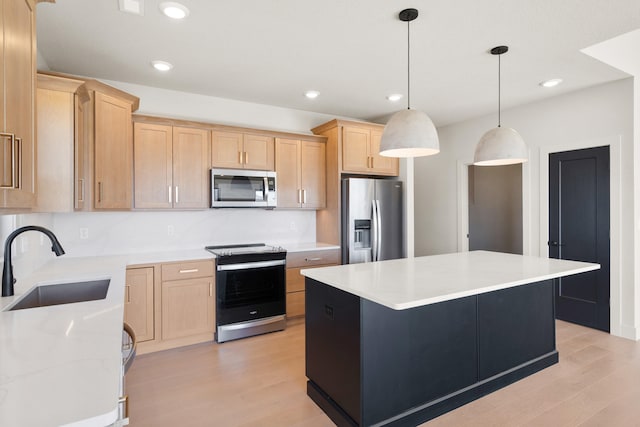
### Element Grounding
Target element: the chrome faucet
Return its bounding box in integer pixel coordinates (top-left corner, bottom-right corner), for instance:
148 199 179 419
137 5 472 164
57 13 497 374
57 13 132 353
2 226 65 297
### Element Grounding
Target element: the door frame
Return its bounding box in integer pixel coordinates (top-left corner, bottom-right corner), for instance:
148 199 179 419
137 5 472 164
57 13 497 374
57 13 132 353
540 135 621 337
456 158 531 254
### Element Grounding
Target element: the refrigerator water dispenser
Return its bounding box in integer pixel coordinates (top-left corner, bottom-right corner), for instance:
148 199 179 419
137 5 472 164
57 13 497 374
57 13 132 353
353 219 371 249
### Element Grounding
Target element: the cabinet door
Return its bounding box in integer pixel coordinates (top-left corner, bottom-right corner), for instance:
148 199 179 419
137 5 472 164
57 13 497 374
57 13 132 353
369 129 399 176
211 131 243 169
133 122 173 209
75 93 88 210
300 141 326 209
342 126 371 174
172 126 210 209
1 0 35 208
94 92 132 209
35 86 75 212
275 138 301 208
161 277 215 340
243 134 274 170
125 267 155 343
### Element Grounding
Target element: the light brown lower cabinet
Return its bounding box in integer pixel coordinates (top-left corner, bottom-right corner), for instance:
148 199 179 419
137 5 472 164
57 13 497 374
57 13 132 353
124 267 154 342
286 248 340 318
126 259 215 354
161 276 215 340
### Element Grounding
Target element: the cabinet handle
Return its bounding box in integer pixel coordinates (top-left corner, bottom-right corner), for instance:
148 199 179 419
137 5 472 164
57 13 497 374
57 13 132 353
118 395 129 419
239 151 243 164
209 282 213 297
168 185 172 203
14 137 21 189
78 179 85 202
303 189 307 204
98 182 103 203
175 186 179 204
370 156 374 169
297 189 301 204
0 132 16 188
179 268 199 273
305 257 322 262
244 151 248 165
125 285 131 303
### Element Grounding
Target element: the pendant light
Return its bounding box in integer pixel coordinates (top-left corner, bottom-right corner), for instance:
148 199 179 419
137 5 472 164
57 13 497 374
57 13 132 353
473 46 527 166
379 8 439 158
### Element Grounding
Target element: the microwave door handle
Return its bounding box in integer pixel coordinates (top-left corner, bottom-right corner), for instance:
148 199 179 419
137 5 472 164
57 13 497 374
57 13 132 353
263 177 269 201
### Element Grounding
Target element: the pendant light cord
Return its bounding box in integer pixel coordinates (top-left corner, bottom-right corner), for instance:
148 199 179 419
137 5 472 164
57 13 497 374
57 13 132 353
498 53 501 127
407 19 411 110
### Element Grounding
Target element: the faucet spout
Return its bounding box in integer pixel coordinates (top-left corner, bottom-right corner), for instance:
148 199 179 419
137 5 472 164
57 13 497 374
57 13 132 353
2 226 65 297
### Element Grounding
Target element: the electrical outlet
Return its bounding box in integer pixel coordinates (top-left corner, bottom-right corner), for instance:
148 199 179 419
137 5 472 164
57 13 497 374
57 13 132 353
79 228 89 240
167 225 175 236
289 221 296 231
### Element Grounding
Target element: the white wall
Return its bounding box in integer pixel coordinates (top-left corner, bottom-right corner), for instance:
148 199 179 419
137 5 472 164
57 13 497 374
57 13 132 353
415 78 635 338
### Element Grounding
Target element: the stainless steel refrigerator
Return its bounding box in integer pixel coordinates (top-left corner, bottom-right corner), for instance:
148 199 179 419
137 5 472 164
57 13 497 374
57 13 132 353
341 178 404 264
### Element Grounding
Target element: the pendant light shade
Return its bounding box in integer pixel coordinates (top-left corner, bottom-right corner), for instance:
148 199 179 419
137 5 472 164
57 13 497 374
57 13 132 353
379 8 440 158
474 127 527 166
473 46 527 166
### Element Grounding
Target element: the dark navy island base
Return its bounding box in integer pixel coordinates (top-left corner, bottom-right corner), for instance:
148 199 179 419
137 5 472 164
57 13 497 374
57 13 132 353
305 277 557 426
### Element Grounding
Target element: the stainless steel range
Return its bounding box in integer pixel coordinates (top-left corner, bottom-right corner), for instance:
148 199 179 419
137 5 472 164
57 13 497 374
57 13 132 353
205 243 287 343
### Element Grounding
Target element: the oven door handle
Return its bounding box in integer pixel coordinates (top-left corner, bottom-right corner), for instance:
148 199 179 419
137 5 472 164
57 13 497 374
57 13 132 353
217 259 286 271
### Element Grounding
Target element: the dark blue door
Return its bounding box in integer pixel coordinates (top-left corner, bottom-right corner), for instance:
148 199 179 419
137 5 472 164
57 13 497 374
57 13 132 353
549 146 610 332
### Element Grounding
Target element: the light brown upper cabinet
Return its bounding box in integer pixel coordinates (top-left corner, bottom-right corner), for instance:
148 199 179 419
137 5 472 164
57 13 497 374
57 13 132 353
212 131 274 171
35 73 87 212
133 121 210 209
0 0 37 210
93 92 134 209
342 125 399 176
275 138 326 209
36 73 139 211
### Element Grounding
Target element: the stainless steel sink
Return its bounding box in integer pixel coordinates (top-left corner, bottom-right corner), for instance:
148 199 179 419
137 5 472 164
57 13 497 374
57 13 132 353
8 279 110 311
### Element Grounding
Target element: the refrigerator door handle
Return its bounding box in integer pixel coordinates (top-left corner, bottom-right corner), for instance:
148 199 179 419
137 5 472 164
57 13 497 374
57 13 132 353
371 199 378 262
376 199 382 260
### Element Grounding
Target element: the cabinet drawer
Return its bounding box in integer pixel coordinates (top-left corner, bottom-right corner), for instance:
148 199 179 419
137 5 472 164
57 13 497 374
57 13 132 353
287 248 340 268
286 291 305 318
161 259 214 281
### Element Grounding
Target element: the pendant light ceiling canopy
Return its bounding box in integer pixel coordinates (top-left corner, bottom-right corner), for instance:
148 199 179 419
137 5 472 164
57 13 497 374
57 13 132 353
379 8 440 158
473 46 527 166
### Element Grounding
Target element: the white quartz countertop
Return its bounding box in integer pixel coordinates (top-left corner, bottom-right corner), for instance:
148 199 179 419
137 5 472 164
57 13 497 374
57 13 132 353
0 249 215 427
301 251 600 310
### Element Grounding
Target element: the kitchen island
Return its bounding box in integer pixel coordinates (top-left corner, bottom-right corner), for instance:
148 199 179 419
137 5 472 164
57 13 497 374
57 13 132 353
301 251 600 426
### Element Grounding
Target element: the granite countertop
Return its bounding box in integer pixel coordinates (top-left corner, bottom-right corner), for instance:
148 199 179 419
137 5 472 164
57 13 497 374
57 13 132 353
301 250 600 310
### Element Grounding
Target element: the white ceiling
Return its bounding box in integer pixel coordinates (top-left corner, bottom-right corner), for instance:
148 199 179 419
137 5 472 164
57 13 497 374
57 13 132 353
36 0 640 127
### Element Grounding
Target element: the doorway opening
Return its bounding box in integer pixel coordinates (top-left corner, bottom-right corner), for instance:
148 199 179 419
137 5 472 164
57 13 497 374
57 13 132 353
468 164 523 254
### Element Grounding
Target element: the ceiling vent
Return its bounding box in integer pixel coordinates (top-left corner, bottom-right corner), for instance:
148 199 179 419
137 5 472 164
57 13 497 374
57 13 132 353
118 0 144 16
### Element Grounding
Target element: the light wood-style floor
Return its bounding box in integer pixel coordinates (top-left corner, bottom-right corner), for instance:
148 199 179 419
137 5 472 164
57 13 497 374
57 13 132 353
126 319 640 426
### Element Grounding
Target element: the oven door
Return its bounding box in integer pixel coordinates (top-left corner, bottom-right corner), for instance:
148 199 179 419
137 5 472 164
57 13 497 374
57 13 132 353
216 259 286 326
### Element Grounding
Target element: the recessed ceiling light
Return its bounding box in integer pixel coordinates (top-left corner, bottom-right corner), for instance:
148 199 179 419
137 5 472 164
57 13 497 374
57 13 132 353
160 2 190 19
540 78 563 88
304 90 320 99
151 60 173 71
386 94 403 102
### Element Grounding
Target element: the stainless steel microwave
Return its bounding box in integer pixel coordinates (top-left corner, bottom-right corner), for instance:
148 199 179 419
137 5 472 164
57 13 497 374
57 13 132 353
211 169 277 208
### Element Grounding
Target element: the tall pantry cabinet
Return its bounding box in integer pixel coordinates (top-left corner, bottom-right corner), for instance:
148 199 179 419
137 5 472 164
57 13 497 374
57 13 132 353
0 0 38 210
